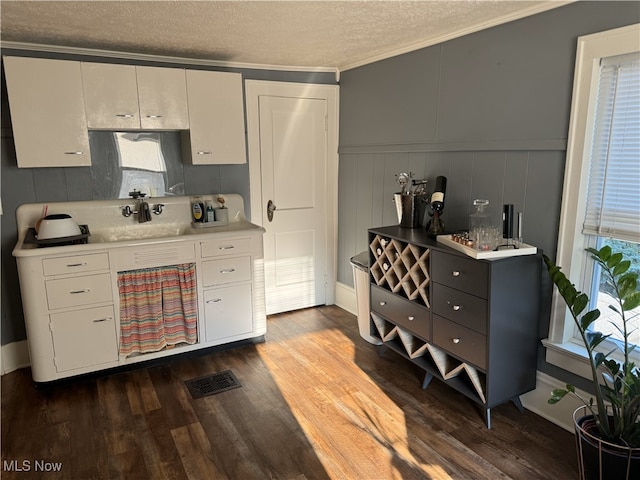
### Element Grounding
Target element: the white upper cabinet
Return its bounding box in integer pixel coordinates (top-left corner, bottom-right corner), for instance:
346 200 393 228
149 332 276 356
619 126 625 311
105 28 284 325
82 63 189 131
81 63 140 129
184 70 247 164
137 66 189 130
3 56 91 168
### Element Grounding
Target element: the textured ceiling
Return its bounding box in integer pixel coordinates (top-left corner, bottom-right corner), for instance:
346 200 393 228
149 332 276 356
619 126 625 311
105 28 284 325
0 1 571 71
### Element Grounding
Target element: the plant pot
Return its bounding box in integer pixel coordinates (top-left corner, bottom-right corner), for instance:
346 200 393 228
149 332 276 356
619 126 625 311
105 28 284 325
574 406 640 480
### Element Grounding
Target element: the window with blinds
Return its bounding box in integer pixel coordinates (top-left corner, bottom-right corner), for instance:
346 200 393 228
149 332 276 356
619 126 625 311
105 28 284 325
583 52 640 243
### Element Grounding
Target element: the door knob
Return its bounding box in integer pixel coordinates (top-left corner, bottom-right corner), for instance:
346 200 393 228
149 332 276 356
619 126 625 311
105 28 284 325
267 200 277 222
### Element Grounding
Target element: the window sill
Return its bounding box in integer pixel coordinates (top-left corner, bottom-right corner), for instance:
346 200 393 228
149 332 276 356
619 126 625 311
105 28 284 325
542 338 593 380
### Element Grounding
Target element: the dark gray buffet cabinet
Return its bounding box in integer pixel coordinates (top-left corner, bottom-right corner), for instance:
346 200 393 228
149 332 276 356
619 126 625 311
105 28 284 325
368 226 541 428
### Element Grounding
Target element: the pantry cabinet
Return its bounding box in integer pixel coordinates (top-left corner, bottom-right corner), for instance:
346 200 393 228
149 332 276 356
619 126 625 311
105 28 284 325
184 69 247 164
3 56 91 168
82 62 189 130
368 226 541 428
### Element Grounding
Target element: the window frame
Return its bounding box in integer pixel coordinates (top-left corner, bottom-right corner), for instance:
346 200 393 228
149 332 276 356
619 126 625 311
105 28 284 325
544 23 640 376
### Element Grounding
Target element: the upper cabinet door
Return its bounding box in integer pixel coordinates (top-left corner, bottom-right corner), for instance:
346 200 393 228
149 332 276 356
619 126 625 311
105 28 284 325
137 66 189 130
3 56 91 168
185 70 247 164
81 62 141 129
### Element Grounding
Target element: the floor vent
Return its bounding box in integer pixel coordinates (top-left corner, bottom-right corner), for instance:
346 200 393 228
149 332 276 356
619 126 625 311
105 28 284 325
185 370 241 399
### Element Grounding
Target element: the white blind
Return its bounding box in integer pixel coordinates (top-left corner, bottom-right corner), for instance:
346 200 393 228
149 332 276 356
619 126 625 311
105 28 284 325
583 52 640 242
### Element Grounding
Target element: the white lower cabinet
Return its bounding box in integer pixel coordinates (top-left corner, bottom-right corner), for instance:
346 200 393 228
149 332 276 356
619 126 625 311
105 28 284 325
50 306 118 372
204 284 254 342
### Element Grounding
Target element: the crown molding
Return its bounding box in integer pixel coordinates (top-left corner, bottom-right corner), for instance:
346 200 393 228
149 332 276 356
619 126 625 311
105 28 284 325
0 41 340 79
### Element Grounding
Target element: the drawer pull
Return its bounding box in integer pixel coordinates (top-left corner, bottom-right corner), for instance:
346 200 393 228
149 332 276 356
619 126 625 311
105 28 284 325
452 271 460 277
115 114 134 118
92 317 111 323
206 298 222 303
452 305 461 311
146 115 163 119
64 151 84 155
197 151 213 155
452 338 461 344
70 289 90 294
66 262 88 267
220 268 236 274
219 245 235 250
408 316 415 321
379 301 387 306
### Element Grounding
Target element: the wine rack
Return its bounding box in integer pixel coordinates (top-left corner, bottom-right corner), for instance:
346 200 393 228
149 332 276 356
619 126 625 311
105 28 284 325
371 312 487 404
369 235 430 307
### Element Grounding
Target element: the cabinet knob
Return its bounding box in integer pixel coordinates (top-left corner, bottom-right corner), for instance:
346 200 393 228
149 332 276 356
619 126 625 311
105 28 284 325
452 338 461 344
452 271 460 277
408 316 414 321
379 301 387 306
452 305 461 311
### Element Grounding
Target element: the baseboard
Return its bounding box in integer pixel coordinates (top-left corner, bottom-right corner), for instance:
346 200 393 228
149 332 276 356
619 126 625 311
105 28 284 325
1 340 30 375
335 281 357 315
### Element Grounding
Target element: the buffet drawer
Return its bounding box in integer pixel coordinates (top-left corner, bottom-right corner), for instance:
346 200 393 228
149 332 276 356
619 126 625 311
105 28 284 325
432 283 487 334
433 314 487 370
45 273 113 310
431 251 488 299
371 285 430 340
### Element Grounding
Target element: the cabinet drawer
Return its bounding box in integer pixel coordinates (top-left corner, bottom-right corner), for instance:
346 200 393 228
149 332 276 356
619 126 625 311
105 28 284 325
50 305 118 372
431 251 488 299
371 285 430 340
201 237 253 258
433 315 486 370
432 283 487 335
42 253 110 276
202 256 251 287
46 273 113 310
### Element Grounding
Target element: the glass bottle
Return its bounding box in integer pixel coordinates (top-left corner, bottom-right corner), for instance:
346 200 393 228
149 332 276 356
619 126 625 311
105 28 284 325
469 199 495 250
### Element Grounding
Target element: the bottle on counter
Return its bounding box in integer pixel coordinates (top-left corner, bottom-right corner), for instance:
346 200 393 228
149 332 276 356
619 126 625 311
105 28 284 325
426 176 447 238
192 196 204 223
205 200 215 223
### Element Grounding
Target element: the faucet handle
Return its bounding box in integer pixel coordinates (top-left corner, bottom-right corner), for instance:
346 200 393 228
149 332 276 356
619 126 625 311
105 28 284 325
153 204 165 215
128 189 146 199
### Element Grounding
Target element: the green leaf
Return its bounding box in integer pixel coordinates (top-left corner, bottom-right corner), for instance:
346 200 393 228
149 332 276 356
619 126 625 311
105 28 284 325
623 291 640 311
548 388 569 404
613 260 630 276
580 309 601 331
607 252 623 269
573 293 589 316
597 245 612 261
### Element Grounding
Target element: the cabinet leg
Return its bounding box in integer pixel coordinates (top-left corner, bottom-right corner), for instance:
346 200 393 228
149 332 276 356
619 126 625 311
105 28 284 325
484 408 491 429
421 372 433 389
511 396 524 413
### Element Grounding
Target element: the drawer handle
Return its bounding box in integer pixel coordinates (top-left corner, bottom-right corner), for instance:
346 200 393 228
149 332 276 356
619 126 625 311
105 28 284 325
64 151 84 155
115 114 134 118
219 245 235 250
220 268 236 274
146 115 163 119
379 301 387 306
70 289 90 294
452 271 460 277
66 262 88 267
452 305 461 311
92 317 111 323
452 338 461 344
197 151 213 155
408 316 414 321
206 298 222 303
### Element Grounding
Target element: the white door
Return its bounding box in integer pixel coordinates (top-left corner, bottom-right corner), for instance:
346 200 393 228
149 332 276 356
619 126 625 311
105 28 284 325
246 81 338 315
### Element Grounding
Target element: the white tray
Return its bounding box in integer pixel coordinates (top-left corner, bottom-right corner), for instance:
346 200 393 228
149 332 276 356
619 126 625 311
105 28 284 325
436 235 537 259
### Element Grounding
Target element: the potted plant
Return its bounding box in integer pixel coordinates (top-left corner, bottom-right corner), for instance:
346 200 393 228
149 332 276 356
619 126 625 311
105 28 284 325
544 245 640 479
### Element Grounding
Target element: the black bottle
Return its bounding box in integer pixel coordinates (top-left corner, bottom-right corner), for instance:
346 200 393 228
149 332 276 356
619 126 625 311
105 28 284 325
427 176 447 238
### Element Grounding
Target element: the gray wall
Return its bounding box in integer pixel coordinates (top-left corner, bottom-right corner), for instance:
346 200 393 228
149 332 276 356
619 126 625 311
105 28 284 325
337 1 639 387
0 53 335 346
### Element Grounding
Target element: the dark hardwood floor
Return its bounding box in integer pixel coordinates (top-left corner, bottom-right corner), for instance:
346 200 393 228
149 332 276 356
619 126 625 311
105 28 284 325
2 305 578 479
